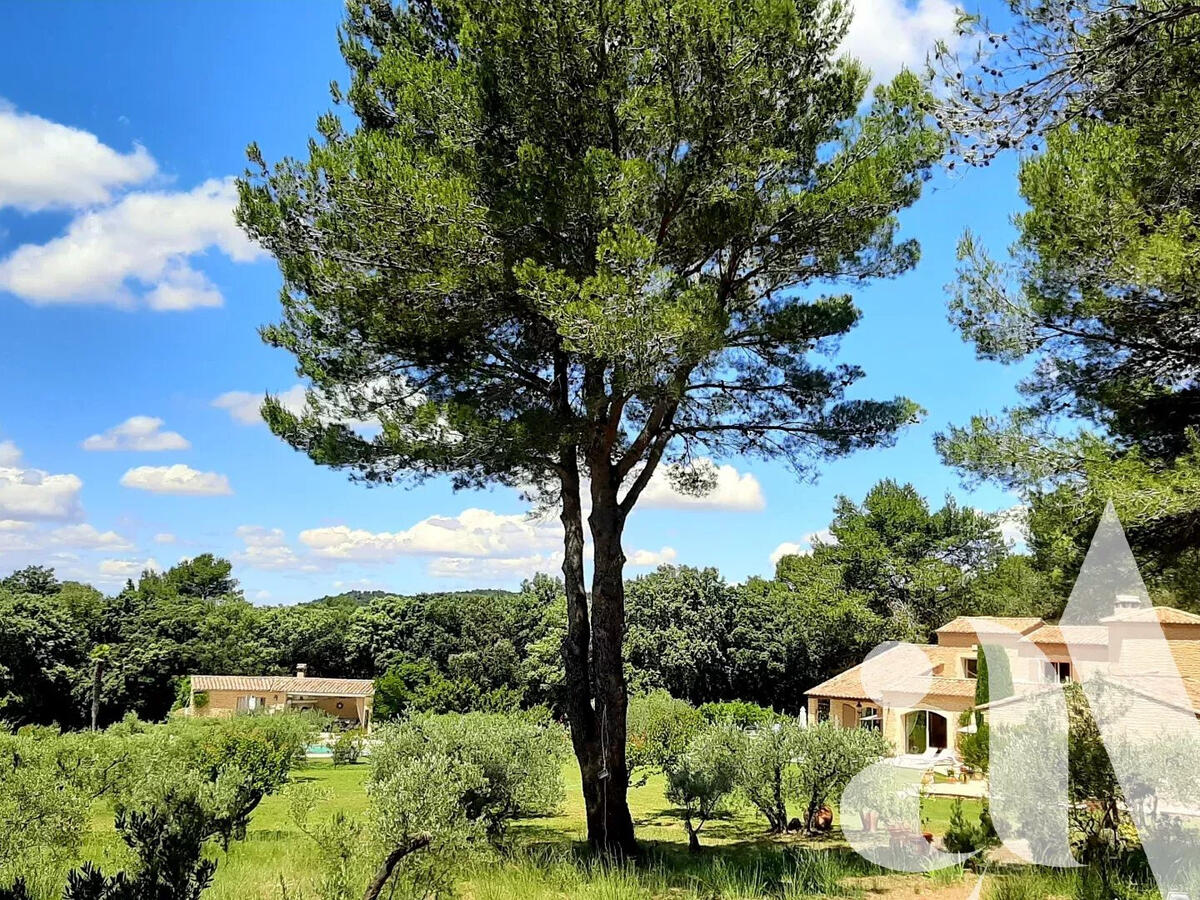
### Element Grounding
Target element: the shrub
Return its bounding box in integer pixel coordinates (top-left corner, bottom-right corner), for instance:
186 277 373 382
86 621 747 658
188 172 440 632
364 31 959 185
153 714 313 844
736 718 804 832
289 785 371 900
626 690 704 786
793 722 890 833
700 700 777 729
370 711 567 837
341 712 567 898
942 799 998 858
957 710 989 773
63 790 218 900
331 729 365 766
104 713 315 850
664 722 743 852
0 728 122 885
2 713 312 893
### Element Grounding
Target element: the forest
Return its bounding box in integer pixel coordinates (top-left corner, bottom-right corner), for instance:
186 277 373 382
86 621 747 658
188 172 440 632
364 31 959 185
2 479 1064 730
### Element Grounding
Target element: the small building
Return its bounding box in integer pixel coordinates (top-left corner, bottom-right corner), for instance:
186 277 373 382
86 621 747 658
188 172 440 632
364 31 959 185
187 664 375 732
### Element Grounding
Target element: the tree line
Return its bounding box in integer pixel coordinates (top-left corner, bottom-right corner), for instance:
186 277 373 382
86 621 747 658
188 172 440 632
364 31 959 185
2 479 1070 731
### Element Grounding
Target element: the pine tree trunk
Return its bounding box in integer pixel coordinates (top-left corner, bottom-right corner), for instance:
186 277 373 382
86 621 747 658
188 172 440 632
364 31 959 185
558 459 638 856
91 656 103 731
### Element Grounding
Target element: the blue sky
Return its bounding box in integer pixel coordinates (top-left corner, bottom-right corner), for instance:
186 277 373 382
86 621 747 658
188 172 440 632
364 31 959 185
0 0 1027 603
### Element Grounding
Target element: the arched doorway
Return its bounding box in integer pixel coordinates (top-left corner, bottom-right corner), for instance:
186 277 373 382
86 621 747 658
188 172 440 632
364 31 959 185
903 710 950 754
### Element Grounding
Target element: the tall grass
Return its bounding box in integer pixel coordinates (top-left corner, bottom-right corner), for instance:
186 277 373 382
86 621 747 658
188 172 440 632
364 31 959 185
464 843 882 900
985 865 1168 900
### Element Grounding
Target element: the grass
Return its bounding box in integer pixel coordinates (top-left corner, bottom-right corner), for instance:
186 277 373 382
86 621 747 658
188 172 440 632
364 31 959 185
76 763 372 899
65 760 990 900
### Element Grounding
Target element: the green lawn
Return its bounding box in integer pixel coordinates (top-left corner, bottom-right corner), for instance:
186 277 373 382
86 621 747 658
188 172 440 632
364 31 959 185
74 760 984 900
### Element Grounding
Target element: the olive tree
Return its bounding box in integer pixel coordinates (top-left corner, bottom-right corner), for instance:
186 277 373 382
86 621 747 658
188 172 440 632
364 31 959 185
794 722 890 834
625 690 703 786
736 718 802 833
664 723 743 852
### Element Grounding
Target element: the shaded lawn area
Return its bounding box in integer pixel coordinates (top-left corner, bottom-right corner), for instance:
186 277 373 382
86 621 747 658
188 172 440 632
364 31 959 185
77 760 985 900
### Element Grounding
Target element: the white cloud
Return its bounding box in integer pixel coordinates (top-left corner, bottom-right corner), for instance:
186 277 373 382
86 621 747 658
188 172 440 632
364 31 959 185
212 384 382 433
427 553 560 579
153 532 177 544
49 523 134 551
635 460 765 512
82 415 190 452
770 542 806 564
770 529 836 565
0 519 36 552
143 267 224 311
212 385 307 426
98 557 160 580
627 546 678 567
427 542 667 579
120 464 232 496
0 101 157 211
0 440 21 466
234 525 318 572
331 578 388 591
300 508 561 562
0 455 84 521
994 504 1029 548
843 0 958 84
0 177 262 310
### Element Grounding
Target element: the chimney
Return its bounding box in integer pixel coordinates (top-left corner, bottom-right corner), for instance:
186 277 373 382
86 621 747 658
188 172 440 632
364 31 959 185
1114 593 1141 612
296 663 308 679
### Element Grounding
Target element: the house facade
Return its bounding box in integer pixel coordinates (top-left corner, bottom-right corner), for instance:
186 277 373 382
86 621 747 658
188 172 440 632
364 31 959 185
805 604 1200 759
187 664 375 731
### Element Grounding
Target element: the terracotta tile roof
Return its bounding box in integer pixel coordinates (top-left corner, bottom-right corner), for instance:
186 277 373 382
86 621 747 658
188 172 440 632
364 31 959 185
1101 606 1200 625
935 616 1045 636
190 674 374 697
982 675 1200 717
1170 642 1200 681
1026 625 1109 646
805 645 978 702
1121 674 1200 713
1112 641 1200 683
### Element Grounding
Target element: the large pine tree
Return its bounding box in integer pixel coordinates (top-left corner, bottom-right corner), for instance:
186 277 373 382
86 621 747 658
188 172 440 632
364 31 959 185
237 0 941 853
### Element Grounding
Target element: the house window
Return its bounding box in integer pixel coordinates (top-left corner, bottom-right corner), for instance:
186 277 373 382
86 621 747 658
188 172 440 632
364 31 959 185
816 699 830 723
858 705 882 732
904 711 928 754
237 695 267 711
963 657 978 679
1041 660 1072 683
